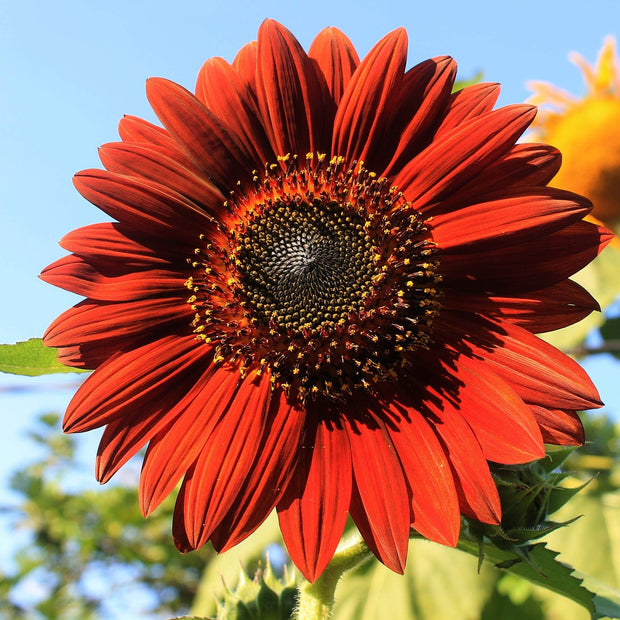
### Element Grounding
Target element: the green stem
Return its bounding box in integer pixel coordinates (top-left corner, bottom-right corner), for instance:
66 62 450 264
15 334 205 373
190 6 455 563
295 533 373 620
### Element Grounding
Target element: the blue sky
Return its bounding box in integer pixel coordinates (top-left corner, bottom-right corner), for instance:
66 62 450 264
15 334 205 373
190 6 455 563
1 0 620 599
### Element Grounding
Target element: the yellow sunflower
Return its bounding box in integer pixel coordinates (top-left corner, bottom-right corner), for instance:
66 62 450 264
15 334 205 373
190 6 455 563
529 36 620 227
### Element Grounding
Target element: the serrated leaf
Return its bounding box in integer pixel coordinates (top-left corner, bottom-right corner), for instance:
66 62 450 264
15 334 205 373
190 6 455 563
0 339 88 376
458 540 602 615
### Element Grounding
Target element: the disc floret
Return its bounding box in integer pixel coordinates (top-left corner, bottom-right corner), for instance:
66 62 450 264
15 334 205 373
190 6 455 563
187 155 441 402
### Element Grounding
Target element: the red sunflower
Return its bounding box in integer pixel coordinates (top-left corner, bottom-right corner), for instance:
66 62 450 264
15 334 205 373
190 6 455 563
42 20 610 582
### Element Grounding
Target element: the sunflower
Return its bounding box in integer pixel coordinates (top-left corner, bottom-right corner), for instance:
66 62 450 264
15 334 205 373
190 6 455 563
529 36 620 226
42 20 610 582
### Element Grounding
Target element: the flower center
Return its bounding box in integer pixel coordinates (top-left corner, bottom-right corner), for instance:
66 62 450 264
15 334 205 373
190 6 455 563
187 155 442 403
236 200 379 333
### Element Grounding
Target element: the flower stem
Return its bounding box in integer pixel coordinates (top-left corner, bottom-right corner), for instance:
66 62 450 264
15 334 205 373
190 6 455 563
295 534 373 620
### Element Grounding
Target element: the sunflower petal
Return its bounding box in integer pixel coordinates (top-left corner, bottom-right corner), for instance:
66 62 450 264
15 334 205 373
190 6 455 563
174 370 272 550
210 390 306 552
345 409 410 574
332 28 408 164
256 20 330 156
308 27 360 106
195 57 274 165
146 77 255 189
383 392 460 547
60 334 204 433
139 364 242 516
278 416 352 582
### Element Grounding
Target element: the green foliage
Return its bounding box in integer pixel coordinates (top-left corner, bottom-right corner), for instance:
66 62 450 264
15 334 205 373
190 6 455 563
2 413 206 619
0 339 88 376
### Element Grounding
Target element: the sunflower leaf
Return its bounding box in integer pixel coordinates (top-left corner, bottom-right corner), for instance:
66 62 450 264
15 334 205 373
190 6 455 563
0 339 88 376
458 539 620 617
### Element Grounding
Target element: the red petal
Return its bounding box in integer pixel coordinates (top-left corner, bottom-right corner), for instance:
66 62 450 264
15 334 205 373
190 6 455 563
394 105 536 212
232 40 258 91
441 280 599 334
382 392 460 547
146 77 255 189
308 27 360 106
195 57 274 166
530 406 585 445
382 56 457 176
96 361 217 483
436 313 603 410
452 143 562 202
60 335 205 433
118 115 176 149
210 389 306 552
424 398 501 524
256 20 330 156
345 407 410 574
431 188 591 253
41 254 185 301
444 355 545 463
73 169 216 245
175 370 272 550
139 364 243 516
99 142 226 214
332 28 408 164
440 220 612 293
433 82 500 138
59 222 184 267
43 297 191 350
277 414 352 582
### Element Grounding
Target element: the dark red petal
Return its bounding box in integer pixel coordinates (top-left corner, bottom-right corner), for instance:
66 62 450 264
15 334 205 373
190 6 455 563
431 188 591 253
256 20 330 156
210 389 306 552
61 335 205 432
382 393 460 547
436 313 603 410
425 400 502 524
96 361 218 483
433 82 500 138
382 56 457 176
146 77 255 189
440 221 612 293
59 222 184 267
453 143 562 202
73 169 216 245
41 254 185 301
232 40 258 91
195 57 274 165
139 364 244 516
332 28 408 164
176 370 272 550
441 280 599 334
117 115 176 149
99 142 226 214
529 406 585 445
43 297 191 350
443 354 545 463
345 409 410 574
308 27 360 106
394 105 536 212
277 415 352 582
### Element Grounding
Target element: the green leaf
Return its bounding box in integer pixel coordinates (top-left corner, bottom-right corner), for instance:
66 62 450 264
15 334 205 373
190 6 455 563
458 540 595 613
0 339 88 375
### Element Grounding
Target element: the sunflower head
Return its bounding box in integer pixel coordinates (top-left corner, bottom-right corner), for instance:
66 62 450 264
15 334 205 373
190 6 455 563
529 36 620 225
40 20 610 583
